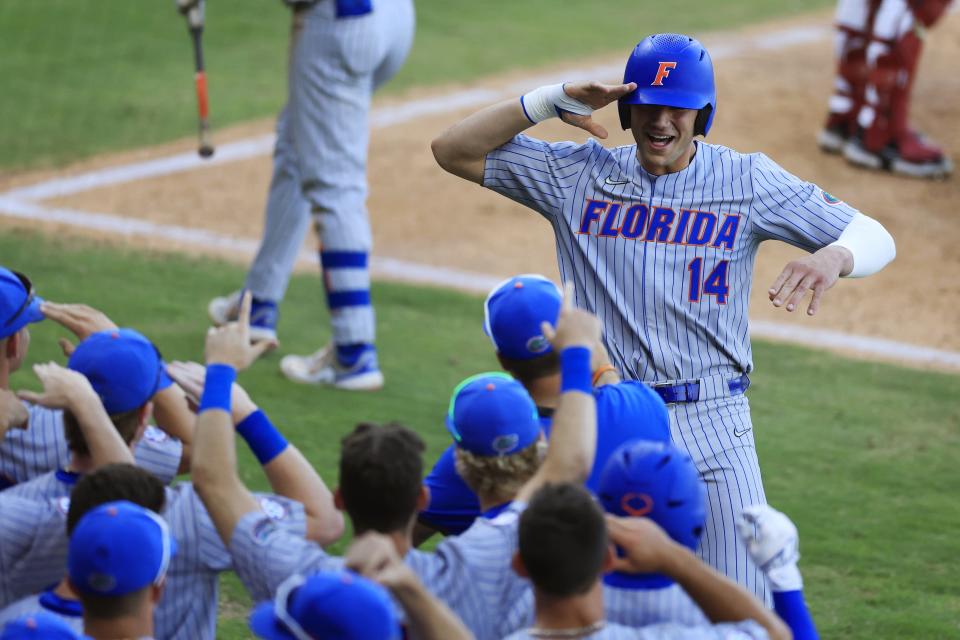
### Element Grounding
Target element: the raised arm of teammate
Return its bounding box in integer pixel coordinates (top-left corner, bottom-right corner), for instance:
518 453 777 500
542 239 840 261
190 293 343 546
514 283 601 504
347 532 475 640
431 81 636 184
18 363 134 468
607 515 791 640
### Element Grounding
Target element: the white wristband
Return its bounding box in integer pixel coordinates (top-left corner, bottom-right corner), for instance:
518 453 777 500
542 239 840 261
520 83 593 124
829 212 896 278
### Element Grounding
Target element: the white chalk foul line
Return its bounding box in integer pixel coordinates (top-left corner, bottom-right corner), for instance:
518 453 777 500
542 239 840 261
1 18 957 372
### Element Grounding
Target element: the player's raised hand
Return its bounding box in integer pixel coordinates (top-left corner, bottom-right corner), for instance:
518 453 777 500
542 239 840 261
17 362 98 410
40 302 118 342
559 81 637 139
541 282 601 351
204 292 276 370
606 514 680 575
167 359 258 422
768 245 853 316
0 388 29 436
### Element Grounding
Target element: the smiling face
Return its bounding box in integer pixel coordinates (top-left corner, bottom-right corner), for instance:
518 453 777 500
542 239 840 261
629 104 699 176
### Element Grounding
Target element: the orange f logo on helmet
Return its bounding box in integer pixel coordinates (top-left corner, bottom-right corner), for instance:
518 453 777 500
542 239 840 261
652 61 677 86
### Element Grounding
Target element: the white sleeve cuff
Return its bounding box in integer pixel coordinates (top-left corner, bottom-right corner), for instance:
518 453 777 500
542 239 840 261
829 212 896 278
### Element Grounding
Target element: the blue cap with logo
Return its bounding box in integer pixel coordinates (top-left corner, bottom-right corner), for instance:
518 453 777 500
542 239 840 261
0 267 44 340
446 372 541 457
249 571 401 640
68 500 177 597
67 328 173 415
483 275 562 361
597 440 706 551
0 612 81 640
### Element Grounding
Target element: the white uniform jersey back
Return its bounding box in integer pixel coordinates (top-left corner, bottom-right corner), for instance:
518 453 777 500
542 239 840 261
504 620 769 639
0 590 83 635
0 495 69 608
230 503 530 640
155 484 305 640
484 136 856 382
0 404 182 488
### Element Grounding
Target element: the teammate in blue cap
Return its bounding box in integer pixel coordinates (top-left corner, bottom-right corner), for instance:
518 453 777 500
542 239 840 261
69 500 176 640
417 274 671 542
0 612 80 640
190 288 602 640
433 32 896 601
0 298 188 490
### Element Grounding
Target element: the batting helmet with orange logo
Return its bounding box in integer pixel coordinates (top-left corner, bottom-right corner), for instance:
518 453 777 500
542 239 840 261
597 440 706 551
618 33 717 136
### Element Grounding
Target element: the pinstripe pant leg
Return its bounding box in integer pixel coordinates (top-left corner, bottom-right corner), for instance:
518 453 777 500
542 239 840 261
245 105 312 302
670 397 771 605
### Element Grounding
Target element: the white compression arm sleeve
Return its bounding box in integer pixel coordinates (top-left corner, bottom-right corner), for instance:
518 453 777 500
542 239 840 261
829 212 896 278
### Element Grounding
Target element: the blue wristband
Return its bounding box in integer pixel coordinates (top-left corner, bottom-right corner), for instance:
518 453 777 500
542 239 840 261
236 409 289 466
560 346 592 393
199 364 236 413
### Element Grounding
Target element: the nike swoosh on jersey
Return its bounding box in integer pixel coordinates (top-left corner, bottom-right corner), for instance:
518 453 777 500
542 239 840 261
733 427 752 437
604 177 630 185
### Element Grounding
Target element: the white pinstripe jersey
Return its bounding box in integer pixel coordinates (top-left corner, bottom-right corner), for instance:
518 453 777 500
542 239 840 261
0 495 69 608
230 503 530 640
504 620 769 639
502 580 708 632
0 404 182 488
484 136 856 382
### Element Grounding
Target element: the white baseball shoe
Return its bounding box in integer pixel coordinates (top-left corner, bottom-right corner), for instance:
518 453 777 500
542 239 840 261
280 343 384 390
736 504 803 592
208 290 279 343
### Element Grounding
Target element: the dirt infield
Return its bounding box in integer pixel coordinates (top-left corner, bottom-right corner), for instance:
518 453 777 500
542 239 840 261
2 10 959 360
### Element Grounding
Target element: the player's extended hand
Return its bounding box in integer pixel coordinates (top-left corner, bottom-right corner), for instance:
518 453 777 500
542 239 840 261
606 514 680 575
345 532 418 593
559 81 637 139
0 389 29 436
167 360 258 423
736 504 802 592
541 282 602 351
17 362 99 411
204 292 276 370
41 302 119 356
768 245 853 316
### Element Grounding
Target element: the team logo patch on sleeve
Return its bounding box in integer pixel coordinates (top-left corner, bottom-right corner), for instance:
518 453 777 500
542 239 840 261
143 426 169 443
258 497 289 521
251 518 277 544
820 190 843 205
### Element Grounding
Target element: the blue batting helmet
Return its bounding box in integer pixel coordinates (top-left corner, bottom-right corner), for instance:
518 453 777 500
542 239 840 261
618 33 717 136
597 440 706 551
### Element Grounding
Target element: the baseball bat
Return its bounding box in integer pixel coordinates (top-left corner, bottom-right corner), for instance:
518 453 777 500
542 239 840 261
185 3 214 158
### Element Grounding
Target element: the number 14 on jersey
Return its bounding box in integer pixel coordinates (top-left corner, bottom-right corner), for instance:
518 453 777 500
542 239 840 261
688 259 730 304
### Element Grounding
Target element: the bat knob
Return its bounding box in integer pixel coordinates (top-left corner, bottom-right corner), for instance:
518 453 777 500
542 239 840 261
198 145 215 159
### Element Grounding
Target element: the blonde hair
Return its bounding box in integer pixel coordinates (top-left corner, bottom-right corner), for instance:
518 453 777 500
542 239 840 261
454 438 546 503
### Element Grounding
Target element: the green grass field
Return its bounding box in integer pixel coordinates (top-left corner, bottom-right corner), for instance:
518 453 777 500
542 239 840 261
5 231 959 639
0 0 833 170
3 0 959 637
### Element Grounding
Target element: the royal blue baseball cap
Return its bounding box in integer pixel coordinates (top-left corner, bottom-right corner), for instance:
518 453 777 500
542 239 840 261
68 500 177 597
67 328 173 415
0 267 44 340
249 571 401 640
597 440 706 551
446 372 541 456
0 612 81 640
483 275 562 361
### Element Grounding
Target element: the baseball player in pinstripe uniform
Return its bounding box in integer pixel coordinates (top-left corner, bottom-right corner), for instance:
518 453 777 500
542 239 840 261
0 288 187 490
208 0 415 390
190 289 600 640
418 274 671 542
432 33 897 600
504 482 787 640
0 494 71 609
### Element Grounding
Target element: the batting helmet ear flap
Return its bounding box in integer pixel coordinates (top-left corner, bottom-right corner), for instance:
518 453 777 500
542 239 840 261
694 105 713 137
618 101 631 130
